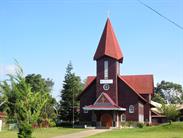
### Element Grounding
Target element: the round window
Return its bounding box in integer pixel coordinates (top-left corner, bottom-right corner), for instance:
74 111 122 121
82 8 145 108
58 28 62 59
103 84 110 91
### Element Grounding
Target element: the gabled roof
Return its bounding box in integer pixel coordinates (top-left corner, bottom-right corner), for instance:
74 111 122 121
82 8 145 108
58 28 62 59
94 92 116 106
151 110 165 118
119 76 148 103
77 76 96 100
151 101 162 108
94 18 123 63
78 75 153 101
83 76 96 91
83 92 126 111
120 75 154 94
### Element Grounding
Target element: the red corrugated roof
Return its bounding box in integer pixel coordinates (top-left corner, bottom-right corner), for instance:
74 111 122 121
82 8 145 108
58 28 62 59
120 75 154 94
77 76 96 100
78 75 154 100
119 76 148 102
94 18 123 62
83 76 96 91
84 105 122 109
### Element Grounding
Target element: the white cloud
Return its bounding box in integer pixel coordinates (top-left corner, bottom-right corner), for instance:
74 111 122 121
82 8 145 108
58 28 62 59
0 64 18 76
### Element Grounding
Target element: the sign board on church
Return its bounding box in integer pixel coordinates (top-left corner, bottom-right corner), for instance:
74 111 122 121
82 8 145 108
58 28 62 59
100 79 113 84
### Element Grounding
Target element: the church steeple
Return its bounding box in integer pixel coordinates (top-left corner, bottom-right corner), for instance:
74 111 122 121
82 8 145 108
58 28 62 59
94 18 123 104
94 18 123 63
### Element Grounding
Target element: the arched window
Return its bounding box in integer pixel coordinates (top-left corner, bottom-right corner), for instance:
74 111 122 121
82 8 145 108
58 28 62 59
121 114 126 122
129 105 135 113
104 60 108 79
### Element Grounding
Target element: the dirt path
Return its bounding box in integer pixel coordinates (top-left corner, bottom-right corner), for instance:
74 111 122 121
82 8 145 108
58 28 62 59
52 129 110 138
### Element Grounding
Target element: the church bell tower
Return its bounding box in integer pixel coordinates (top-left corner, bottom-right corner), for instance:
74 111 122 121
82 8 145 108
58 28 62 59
94 18 124 105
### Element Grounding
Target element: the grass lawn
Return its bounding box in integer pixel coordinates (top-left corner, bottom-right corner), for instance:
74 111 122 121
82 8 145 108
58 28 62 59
0 127 84 138
89 122 183 138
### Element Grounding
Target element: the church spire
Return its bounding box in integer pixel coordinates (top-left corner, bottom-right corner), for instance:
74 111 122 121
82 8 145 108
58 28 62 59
94 18 123 63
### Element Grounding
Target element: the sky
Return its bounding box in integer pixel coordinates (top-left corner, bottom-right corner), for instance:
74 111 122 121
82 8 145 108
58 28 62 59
0 0 183 101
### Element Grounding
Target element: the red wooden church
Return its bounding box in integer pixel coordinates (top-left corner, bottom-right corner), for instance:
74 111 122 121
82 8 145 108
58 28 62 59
78 18 154 128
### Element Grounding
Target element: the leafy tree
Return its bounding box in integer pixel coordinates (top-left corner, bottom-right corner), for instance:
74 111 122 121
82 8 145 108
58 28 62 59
152 93 166 104
0 64 48 138
159 104 180 124
59 62 83 124
25 74 51 94
154 81 183 104
25 74 57 127
0 81 17 123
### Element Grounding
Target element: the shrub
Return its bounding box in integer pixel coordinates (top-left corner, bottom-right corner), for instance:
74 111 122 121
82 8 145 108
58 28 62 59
48 120 56 127
137 122 144 128
121 121 144 128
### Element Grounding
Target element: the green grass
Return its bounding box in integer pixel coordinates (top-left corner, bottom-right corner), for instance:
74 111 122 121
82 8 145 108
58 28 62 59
0 127 84 138
89 122 183 138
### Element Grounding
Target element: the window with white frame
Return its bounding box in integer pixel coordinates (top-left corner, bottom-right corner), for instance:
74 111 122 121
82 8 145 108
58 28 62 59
129 105 135 113
104 60 108 79
121 114 126 122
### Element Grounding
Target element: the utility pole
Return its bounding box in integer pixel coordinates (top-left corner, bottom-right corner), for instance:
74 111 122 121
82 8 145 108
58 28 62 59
72 90 74 128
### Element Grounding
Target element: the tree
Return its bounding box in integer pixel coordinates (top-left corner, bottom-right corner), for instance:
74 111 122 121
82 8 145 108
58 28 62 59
25 74 51 94
0 64 48 138
153 81 183 104
152 93 166 104
25 74 57 127
59 62 83 124
159 104 180 124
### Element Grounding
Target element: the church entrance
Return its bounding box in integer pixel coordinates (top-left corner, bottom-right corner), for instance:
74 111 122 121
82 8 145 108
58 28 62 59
100 113 112 128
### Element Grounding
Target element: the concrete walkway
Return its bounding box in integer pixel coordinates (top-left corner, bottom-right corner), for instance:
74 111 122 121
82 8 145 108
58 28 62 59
52 129 110 138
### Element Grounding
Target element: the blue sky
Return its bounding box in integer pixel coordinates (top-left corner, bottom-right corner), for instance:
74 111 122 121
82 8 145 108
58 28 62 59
0 0 183 100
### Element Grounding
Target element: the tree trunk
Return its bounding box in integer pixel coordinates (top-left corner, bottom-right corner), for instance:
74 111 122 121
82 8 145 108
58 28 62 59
169 120 172 125
18 123 32 138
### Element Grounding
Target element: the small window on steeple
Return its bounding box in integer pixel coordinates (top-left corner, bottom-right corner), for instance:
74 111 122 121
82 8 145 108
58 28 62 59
116 61 120 74
104 60 108 79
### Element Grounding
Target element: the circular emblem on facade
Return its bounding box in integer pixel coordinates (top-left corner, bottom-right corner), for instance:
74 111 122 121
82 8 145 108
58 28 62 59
103 84 110 91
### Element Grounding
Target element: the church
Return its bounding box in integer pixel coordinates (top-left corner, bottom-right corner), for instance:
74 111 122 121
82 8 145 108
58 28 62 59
78 18 154 128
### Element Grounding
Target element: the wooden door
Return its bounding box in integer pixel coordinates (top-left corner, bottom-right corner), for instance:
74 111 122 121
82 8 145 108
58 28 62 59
101 113 112 128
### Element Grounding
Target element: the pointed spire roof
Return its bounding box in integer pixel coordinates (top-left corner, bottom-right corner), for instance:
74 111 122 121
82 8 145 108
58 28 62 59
94 18 123 63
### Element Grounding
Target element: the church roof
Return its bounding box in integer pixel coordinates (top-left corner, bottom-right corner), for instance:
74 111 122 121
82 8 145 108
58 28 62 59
83 92 126 111
83 105 126 111
83 76 96 91
77 74 154 100
94 92 116 106
94 18 123 62
120 75 154 94
77 76 96 100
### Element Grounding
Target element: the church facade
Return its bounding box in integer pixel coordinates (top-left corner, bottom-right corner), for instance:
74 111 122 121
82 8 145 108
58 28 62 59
78 18 154 128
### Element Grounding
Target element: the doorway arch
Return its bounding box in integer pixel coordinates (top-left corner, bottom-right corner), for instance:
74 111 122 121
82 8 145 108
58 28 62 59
100 113 112 128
